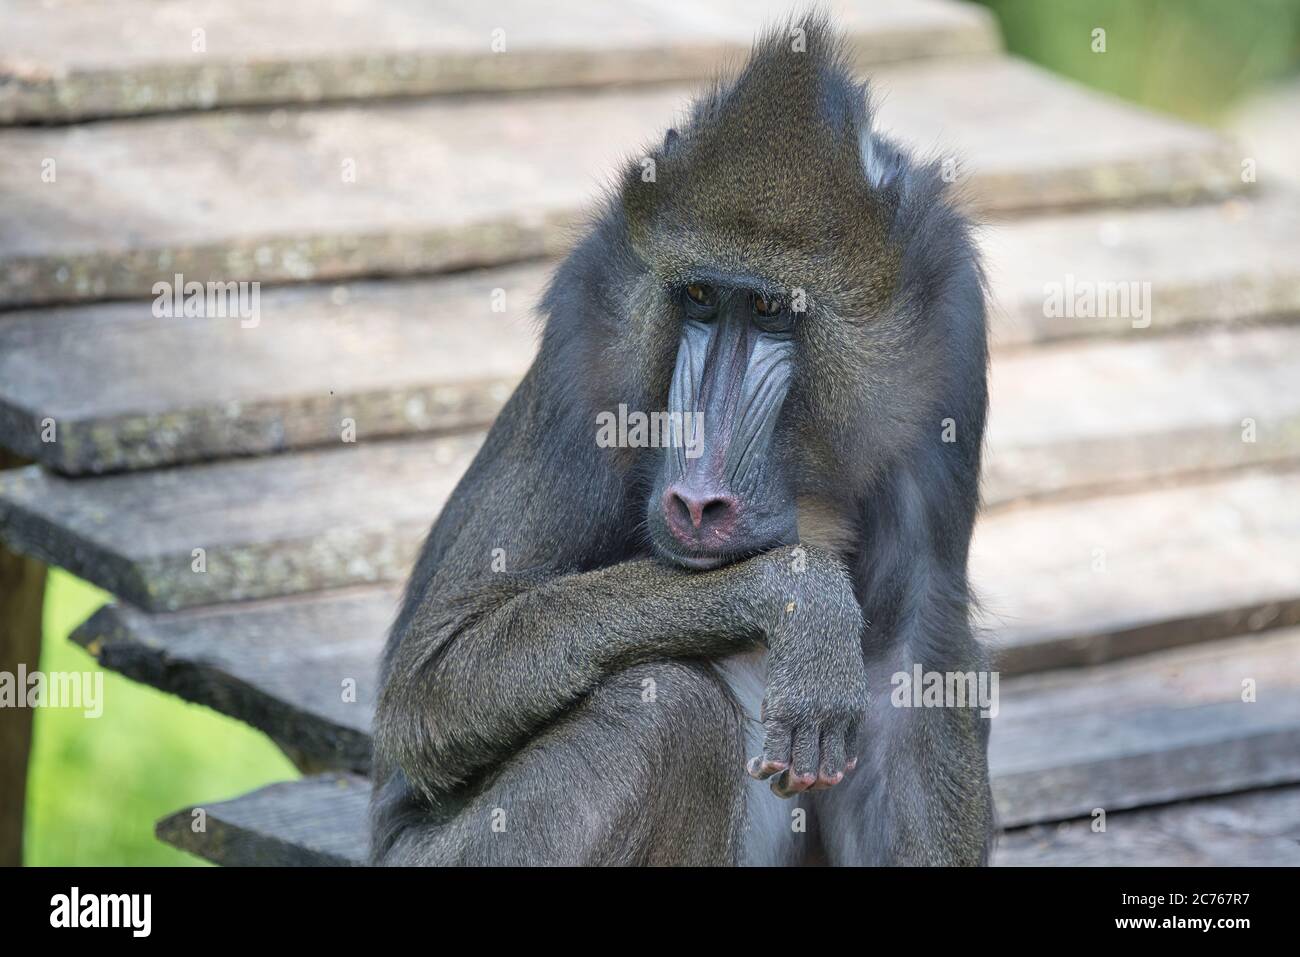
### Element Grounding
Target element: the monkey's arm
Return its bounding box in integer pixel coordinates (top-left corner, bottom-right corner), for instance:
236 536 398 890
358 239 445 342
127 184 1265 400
374 546 867 806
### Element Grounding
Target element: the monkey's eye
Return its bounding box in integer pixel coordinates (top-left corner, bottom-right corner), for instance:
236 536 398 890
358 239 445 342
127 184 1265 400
685 283 715 306
682 283 718 318
751 292 792 333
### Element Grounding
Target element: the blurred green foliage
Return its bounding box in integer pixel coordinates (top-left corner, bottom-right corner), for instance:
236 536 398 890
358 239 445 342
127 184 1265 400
23 571 296 865
976 0 1300 121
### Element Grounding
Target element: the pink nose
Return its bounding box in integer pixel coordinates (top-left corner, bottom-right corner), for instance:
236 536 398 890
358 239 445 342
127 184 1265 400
663 484 739 542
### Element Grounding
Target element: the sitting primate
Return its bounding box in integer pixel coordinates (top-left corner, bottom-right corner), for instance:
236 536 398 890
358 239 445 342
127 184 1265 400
372 17 993 866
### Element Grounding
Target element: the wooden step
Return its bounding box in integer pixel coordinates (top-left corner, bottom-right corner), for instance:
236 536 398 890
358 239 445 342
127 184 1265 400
75 584 1300 823
0 266 540 473
0 0 1000 124
975 469 1300 673
78 588 392 772
77 559 1296 774
990 629 1300 826
156 766 1300 866
4 415 1296 614
4 200 1298 475
997 786 1300 866
986 325 1300 505
157 773 370 867
0 433 484 610
0 57 1240 307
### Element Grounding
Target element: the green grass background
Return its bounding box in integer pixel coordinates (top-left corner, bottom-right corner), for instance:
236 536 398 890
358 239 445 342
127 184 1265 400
24 571 295 865
20 0 1300 866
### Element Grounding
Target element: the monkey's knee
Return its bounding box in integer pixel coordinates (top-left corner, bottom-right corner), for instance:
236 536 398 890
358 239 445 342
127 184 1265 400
375 661 746 865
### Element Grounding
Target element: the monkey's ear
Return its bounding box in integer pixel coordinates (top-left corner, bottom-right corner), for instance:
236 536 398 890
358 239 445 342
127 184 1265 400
859 129 903 194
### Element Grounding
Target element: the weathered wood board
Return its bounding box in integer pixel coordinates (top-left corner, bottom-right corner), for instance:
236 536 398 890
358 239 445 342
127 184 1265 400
0 266 541 472
76 588 393 773
997 786 1300 866
3 201 1298 475
990 630 1300 826
985 325 1300 505
4 387 1297 618
156 773 370 867
0 0 1000 123
0 433 483 609
77 576 1300 827
155 773 1300 867
974 470 1300 672
0 58 1241 306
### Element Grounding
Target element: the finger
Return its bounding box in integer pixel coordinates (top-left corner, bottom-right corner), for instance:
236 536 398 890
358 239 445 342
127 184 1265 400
814 724 848 789
748 717 793 780
770 724 818 796
842 715 863 774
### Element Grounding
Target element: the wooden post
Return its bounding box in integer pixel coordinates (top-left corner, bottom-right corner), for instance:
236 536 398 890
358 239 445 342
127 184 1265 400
0 450 46 867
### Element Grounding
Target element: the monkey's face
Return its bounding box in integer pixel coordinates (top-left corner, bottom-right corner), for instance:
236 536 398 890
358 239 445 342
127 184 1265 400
643 279 799 569
602 22 963 570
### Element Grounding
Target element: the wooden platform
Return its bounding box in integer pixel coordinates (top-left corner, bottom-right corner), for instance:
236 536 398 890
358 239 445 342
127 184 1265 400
0 0 1001 123
2 201 1299 474
0 57 1241 307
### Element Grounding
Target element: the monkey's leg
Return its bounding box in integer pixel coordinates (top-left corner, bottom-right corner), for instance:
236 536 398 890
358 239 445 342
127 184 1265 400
374 660 748 866
811 658 994 866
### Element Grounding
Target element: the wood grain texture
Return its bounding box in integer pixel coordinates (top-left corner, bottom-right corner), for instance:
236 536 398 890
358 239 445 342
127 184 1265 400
974 470 1300 672
0 58 1240 307
0 0 999 123
154 775 1300 867
75 570 1300 826
985 325 1300 505
991 630 1300 826
75 589 393 772
0 266 541 473
155 773 370 867
3 201 1298 475
997 787 1300 866
0 433 483 609
4 386 1297 619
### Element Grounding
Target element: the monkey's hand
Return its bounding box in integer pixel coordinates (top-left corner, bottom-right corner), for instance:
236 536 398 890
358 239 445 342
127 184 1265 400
746 547 868 798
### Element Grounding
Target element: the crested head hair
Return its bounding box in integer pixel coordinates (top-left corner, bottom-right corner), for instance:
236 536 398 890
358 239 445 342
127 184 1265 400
618 13 916 314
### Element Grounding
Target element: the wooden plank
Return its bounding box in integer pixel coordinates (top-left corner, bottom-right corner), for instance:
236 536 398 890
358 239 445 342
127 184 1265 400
4 200 1299 474
991 630 1300 826
974 470 1300 673
997 787 1300 866
159 775 1300 867
0 58 1240 307
2 429 1295 617
0 266 541 473
154 656 1300 867
985 325 1300 505
0 0 1000 124
987 197 1300 347
156 773 369 867
76 589 391 772
0 432 483 610
75 579 1300 824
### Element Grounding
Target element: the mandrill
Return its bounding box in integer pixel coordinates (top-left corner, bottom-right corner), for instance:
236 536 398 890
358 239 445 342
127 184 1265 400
372 15 993 866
